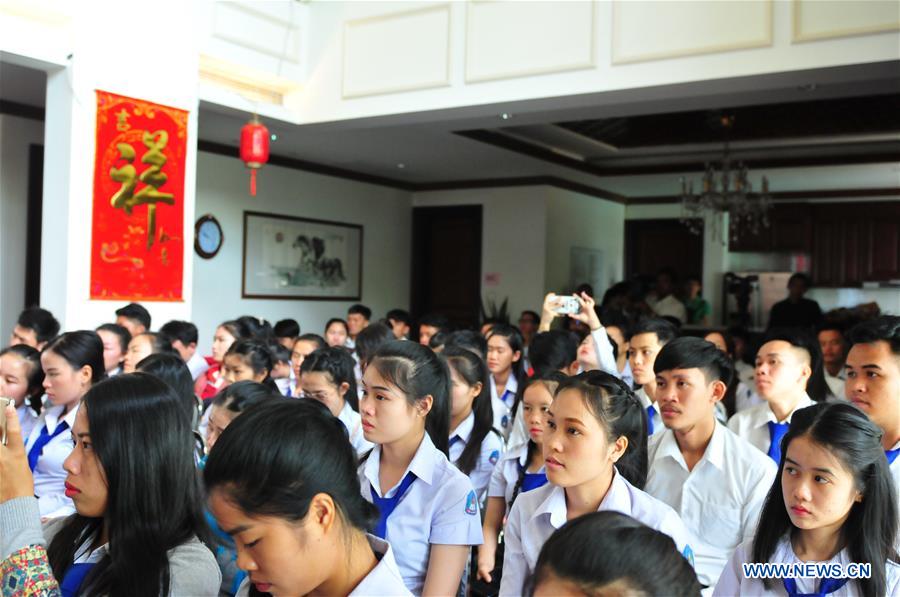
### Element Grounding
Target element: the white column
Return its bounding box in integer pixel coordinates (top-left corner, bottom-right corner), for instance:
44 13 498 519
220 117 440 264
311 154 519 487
40 3 200 331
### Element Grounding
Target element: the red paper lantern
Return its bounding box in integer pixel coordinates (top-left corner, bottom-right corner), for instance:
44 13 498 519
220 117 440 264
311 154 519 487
240 116 270 196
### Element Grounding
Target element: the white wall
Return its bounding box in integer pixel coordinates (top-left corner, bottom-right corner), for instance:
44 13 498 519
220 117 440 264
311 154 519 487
545 189 625 297
192 151 412 354
0 115 44 336
411 187 548 318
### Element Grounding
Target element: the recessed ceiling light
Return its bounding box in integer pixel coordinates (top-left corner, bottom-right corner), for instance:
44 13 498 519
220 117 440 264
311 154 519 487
397 163 406 169
270 133 278 141
500 113 512 120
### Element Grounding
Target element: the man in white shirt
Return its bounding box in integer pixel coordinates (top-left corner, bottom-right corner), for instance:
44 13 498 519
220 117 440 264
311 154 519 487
844 316 900 493
159 320 209 381
647 337 776 590
727 330 819 462
818 324 848 399
646 269 688 324
346 304 371 350
628 318 679 436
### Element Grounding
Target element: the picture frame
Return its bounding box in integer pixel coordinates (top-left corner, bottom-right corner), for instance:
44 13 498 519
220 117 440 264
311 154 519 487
242 210 363 300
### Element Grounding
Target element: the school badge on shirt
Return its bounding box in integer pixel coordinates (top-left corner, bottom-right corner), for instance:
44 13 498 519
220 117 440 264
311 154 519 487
465 490 478 515
682 544 695 568
489 450 500 465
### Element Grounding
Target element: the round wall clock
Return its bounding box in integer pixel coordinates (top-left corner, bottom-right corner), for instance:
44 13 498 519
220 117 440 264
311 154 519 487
194 214 223 259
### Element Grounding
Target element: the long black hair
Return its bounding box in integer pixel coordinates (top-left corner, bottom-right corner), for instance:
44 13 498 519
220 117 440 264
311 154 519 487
300 346 359 411
0 344 45 414
42 331 106 384
486 324 525 383
46 373 209 597
509 372 567 510
204 399 378 597
527 511 700 596
136 352 198 429
751 401 898 597
355 323 394 370
442 346 497 475
555 370 648 489
367 340 452 455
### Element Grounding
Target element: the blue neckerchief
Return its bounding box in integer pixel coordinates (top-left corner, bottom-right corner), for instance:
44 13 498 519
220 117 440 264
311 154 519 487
27 421 69 471
517 461 548 493
782 576 849 597
449 435 462 448
370 471 416 539
646 404 656 435
886 447 899 465
61 562 96 597
767 421 790 464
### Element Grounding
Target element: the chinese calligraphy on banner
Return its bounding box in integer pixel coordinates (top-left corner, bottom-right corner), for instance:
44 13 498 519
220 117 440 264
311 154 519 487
90 90 188 301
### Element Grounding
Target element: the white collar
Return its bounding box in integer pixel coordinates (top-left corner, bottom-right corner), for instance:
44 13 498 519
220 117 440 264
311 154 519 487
652 419 726 472
536 469 630 529
364 432 437 496
761 393 815 426
450 411 475 444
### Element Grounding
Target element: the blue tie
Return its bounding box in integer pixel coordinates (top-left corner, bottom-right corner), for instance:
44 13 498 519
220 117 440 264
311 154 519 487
767 421 790 464
886 448 899 465
370 471 416 539
449 435 462 448
27 421 69 472
61 562 96 597
517 462 548 493
783 577 849 597
646 405 656 435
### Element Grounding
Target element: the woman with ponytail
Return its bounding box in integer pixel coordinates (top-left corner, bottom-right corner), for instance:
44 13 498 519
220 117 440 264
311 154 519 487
499 370 695 596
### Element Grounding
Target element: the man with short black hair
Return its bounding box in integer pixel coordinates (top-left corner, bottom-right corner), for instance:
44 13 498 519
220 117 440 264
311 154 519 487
385 309 411 340
159 320 208 381
115 302 151 336
628 318 679 435
648 337 776 588
818 323 847 399
346 304 371 348
845 315 900 491
418 313 449 346
274 318 301 349
768 273 823 330
10 307 60 350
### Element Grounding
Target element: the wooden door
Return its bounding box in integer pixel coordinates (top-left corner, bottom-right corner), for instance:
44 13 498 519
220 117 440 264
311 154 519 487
411 206 483 329
625 218 704 282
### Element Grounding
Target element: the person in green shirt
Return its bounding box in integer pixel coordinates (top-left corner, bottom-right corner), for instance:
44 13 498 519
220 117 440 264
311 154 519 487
684 276 711 326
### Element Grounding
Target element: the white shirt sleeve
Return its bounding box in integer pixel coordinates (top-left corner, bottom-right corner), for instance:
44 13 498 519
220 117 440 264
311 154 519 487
590 327 619 377
740 464 777 544
429 480 484 546
487 458 508 499
498 498 528 597
712 541 747 596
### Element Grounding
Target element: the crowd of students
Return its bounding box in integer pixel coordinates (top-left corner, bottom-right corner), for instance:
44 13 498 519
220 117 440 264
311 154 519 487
0 289 898 597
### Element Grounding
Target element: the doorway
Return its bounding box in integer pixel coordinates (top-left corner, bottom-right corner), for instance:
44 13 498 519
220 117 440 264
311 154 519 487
625 218 704 284
411 205 483 329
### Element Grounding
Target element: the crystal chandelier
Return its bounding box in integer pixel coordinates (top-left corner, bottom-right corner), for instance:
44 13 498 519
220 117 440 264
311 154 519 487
679 115 772 243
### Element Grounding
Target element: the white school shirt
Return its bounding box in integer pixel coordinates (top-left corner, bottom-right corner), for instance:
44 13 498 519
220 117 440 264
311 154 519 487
499 469 695 597
889 440 900 509
824 370 846 400
713 536 900 596
449 411 504 502
235 534 412 597
590 327 619 377
359 432 483 594
727 394 816 456
735 380 765 413
490 374 518 439
636 387 665 436
487 441 545 511
185 351 210 381
16 403 39 442
25 403 78 518
646 421 777 588
338 400 373 457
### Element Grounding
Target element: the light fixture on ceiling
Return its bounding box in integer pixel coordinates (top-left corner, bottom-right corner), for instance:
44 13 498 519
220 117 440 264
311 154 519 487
679 115 771 244
397 163 406 169
500 112 512 120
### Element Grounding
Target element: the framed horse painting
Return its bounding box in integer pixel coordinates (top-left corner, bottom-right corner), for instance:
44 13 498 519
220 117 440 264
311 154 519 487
241 211 363 300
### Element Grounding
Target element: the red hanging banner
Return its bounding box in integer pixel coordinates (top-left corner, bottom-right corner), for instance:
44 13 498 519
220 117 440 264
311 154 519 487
90 90 188 301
